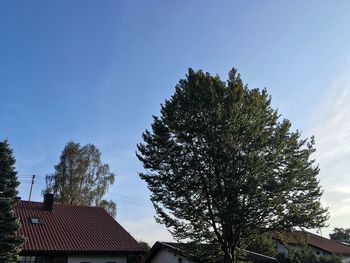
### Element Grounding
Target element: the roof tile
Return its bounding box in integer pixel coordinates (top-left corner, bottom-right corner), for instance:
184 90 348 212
15 201 144 253
279 231 350 255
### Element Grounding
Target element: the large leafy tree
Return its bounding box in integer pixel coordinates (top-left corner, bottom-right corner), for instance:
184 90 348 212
45 141 117 217
0 140 24 262
329 228 350 243
137 69 328 263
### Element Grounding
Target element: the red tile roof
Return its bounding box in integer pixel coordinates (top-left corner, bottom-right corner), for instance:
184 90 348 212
279 231 350 255
14 200 144 254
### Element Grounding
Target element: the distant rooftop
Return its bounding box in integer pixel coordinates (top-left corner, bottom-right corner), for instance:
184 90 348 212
275 231 350 255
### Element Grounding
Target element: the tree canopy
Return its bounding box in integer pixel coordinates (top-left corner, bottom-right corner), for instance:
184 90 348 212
245 233 277 258
137 240 151 252
45 141 117 217
329 228 350 244
0 140 24 262
99 199 117 218
137 68 329 263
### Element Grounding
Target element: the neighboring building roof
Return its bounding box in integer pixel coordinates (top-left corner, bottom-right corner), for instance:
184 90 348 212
144 241 277 263
162 241 184 250
144 241 184 263
276 231 350 256
14 200 144 254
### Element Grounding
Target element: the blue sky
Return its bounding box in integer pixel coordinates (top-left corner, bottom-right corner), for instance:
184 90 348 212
2 1 350 244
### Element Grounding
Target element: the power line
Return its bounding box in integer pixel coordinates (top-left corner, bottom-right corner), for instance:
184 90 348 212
114 199 153 208
108 193 151 204
109 193 150 202
18 175 154 208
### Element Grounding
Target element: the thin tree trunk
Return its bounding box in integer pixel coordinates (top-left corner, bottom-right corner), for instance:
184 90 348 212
223 248 234 263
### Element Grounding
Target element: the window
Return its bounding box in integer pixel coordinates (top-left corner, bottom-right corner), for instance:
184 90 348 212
19 256 36 263
30 217 40 224
20 255 66 263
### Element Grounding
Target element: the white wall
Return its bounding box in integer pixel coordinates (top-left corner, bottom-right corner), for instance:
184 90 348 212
68 255 127 263
291 244 331 257
275 241 288 255
150 249 192 263
341 256 350 263
276 241 350 262
276 241 331 256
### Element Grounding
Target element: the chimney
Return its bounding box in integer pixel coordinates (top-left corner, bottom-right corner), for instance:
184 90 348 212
42 193 54 211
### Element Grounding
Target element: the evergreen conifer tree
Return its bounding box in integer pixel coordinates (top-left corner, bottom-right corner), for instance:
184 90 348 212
0 140 24 262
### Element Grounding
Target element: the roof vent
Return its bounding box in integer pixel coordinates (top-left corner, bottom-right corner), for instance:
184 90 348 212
42 193 54 211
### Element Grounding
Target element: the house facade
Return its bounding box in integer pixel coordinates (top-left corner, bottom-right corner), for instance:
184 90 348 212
144 242 193 263
15 194 144 263
19 255 130 263
144 241 277 263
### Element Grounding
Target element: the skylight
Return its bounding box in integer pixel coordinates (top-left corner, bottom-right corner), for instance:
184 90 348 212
30 217 40 224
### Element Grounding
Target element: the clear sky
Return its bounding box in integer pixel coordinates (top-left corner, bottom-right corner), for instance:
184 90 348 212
1 0 350 245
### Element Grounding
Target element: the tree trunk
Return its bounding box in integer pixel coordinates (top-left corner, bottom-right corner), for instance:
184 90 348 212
223 248 234 263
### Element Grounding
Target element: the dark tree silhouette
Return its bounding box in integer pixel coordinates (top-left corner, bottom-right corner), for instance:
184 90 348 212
0 140 25 262
137 68 328 263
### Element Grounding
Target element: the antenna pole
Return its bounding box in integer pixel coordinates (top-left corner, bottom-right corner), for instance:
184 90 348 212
28 175 35 201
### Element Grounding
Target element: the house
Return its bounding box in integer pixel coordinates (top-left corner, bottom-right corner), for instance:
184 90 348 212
144 241 277 263
14 194 145 263
144 242 191 263
274 231 350 263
